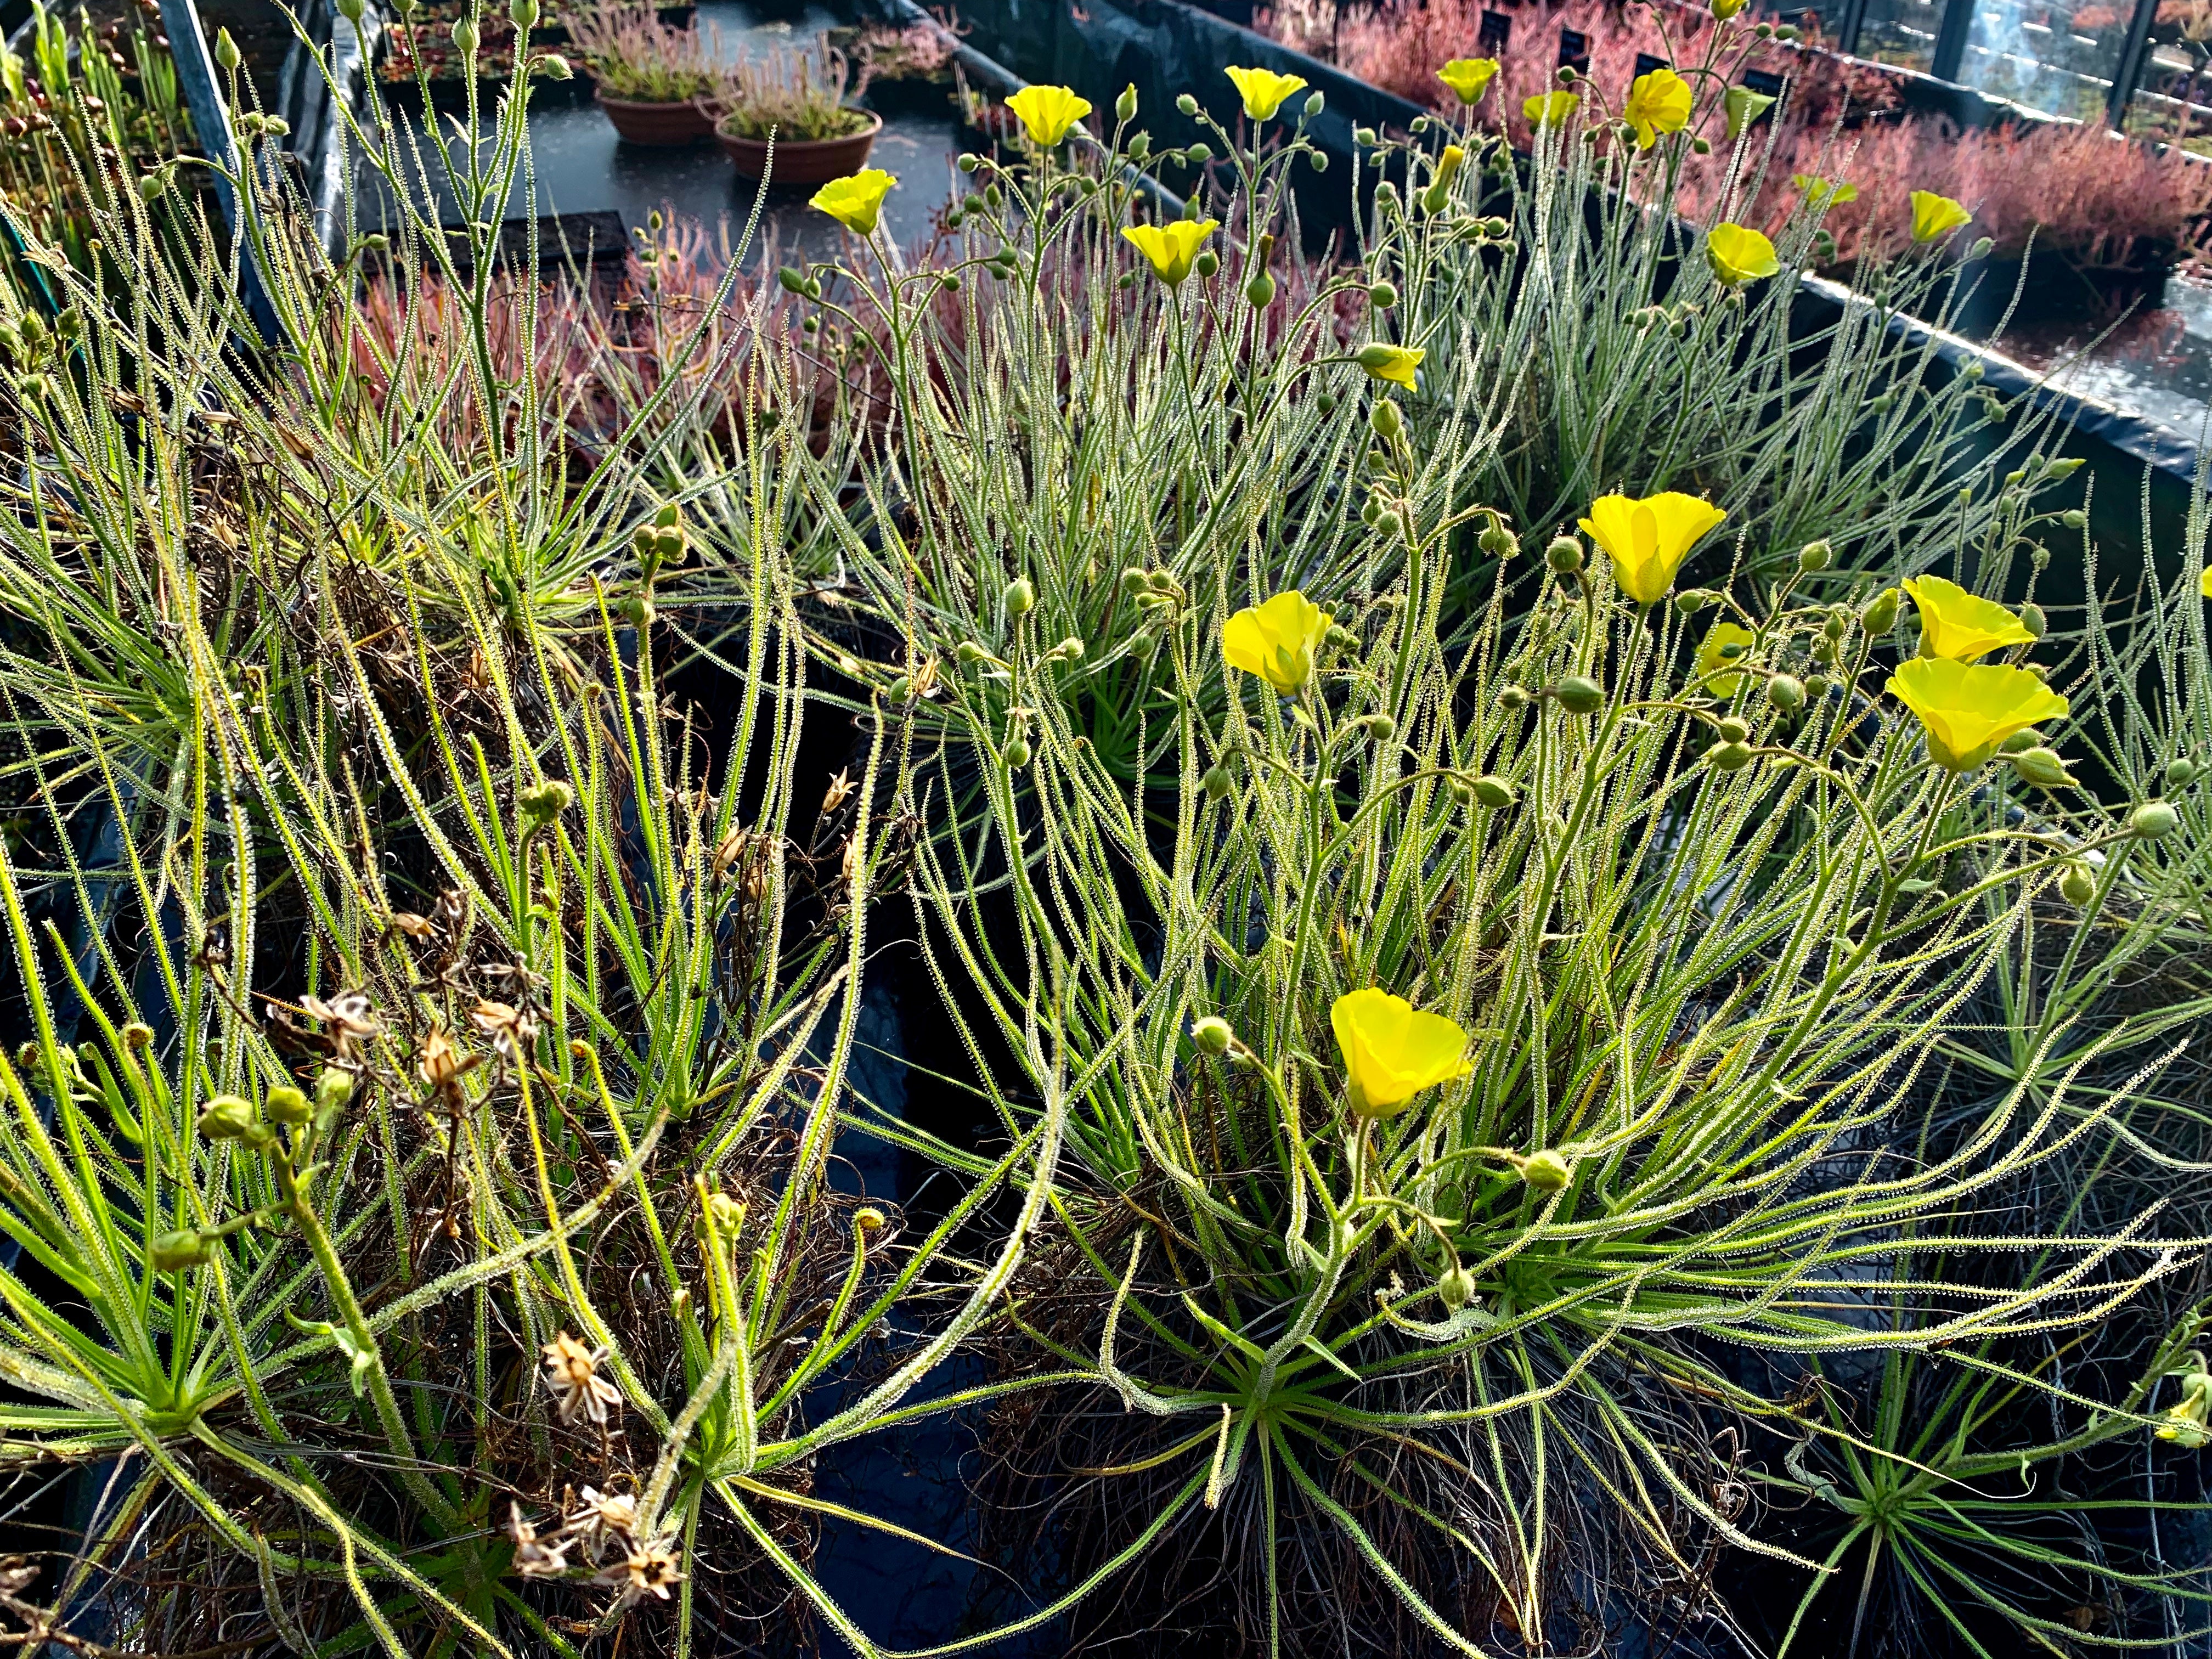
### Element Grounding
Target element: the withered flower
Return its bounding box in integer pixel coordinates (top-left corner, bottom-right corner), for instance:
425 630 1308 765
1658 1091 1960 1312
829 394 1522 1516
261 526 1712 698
541 1332 623 1425
417 1026 469 1090
506 1503 572 1578
299 991 381 1062
821 768 856 816
568 1484 641 1553
595 1536 683 1605
469 999 538 1064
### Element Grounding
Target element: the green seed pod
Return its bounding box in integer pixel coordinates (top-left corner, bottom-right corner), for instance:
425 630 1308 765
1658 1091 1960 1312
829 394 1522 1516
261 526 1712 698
886 675 913 706
2018 601 2046 639
1437 1263 1476 1309
1999 729 2042 755
2061 509 2087 529
198 1093 257 1141
1520 1149 1571 1192
1479 523 1515 557
957 152 980 173
1121 567 1151 597
1447 776 1475 806
1544 535 1583 576
1056 636 1085 661
1717 716 1750 744
315 1068 355 1115
1003 577 1035 617
1192 249 1220 279
1201 764 1233 801
520 780 574 825
1244 271 1276 308
777 265 808 295
150 1229 213 1273
1367 280 1398 309
1187 142 1214 165
1355 125 1378 145
1471 774 1515 809
1767 674 1805 711
1369 398 1402 441
1310 149 1329 172
1552 676 1604 715
1374 510 1404 541
2010 747 2074 789
1177 92 1198 115
1191 1015 1233 1056
1709 741 1755 772
264 1085 311 1126
1365 715 1396 742
1673 589 1707 616
1797 539 1832 573
1803 673 1832 702
2058 863 2096 906
1861 586 1900 635
1003 736 1033 769
2165 758 2198 791
1324 624 1357 650
1127 133 1152 161
1498 686 1530 711
2131 802 2181 838
1690 134 1711 154
1116 82 1138 122
955 640 985 665
2044 457 2085 479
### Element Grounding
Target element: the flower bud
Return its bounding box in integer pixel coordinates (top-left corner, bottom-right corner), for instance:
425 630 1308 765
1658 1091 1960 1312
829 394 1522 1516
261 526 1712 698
1191 1015 1233 1056
886 675 912 705
1116 82 1138 122
1121 566 1151 597
1176 92 1198 115
337 0 365 19
520 780 574 825
451 15 478 52
215 26 241 69
1552 676 1603 715
1367 280 1398 308
778 264 809 295
510 0 537 27
1520 1149 1571 1191
955 640 985 665
1004 737 1033 769
198 1093 256 1141
1717 716 1750 744
1691 135 1711 154
1437 1263 1476 1309
1192 249 1220 279
2061 509 2087 529
1673 589 1707 616
1797 539 1832 573
2058 863 2096 906
2165 758 2198 792
1201 764 1233 801
1544 535 1583 576
1860 587 1900 635
1709 741 1754 771
315 1068 355 1115
1373 510 1404 541
1369 398 1402 441
1479 523 1515 557
1470 774 1515 809
264 1085 311 1126
1447 776 1475 806
537 51 573 78
122 1022 154 1051
1245 271 1276 308
1365 715 1396 743
1767 674 1804 711
2018 601 2046 639
150 1229 214 1273
1304 90 1324 118
1003 577 1035 617
1498 686 1530 711
2131 802 2180 838
2009 747 2073 789
1355 125 1378 145
957 152 980 173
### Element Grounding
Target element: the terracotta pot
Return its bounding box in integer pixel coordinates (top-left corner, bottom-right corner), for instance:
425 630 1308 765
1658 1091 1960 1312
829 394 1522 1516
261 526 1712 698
715 108 882 185
596 90 715 145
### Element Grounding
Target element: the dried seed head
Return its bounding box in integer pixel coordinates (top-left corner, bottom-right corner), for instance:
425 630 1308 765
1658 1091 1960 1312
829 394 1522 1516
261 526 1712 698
541 1333 622 1425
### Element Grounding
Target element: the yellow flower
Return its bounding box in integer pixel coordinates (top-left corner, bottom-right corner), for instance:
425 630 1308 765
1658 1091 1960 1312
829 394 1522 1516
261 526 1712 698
1623 66 1691 149
1121 218 1220 286
1910 189 1972 244
1525 90 1580 128
2200 564 2211 600
1579 492 1726 605
1226 65 1308 121
2159 1368 2212 1449
1223 590 1331 693
1005 84 1093 146
1901 574 2037 663
1698 620 1758 696
1436 57 1499 105
1356 343 1423 390
1712 0 1746 16
1330 988 1474 1119
1706 222 1779 286
1792 173 1859 207
810 169 896 236
1887 658 2069 771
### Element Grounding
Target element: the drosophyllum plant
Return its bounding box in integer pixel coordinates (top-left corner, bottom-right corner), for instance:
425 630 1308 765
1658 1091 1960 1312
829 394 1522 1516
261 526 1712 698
910 359 2205 1647
1361 17 2075 582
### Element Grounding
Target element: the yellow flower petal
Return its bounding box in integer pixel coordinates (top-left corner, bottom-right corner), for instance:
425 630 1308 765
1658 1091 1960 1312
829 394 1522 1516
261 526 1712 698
1579 492 1726 604
1223 590 1330 693
1792 173 1859 207
1698 620 1758 696
1437 57 1499 105
1225 65 1308 121
1005 84 1093 146
1121 218 1220 286
1910 189 1971 244
1623 66 1691 150
1887 657 2069 771
1901 574 2036 663
1331 988 1474 1119
1356 343 1424 390
1706 222 1779 286
1524 90 1580 128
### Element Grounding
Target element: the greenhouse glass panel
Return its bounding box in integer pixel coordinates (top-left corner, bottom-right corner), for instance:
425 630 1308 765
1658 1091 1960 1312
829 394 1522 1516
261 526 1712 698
2121 1 2212 149
1956 0 2135 119
1854 0 1945 71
